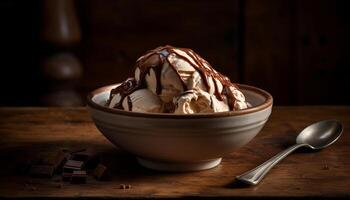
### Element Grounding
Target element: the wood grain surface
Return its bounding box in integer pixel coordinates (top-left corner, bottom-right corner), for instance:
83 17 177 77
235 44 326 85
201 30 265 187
0 107 349 199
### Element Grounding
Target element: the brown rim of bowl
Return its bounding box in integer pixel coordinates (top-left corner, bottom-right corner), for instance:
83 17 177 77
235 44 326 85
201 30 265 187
86 84 273 119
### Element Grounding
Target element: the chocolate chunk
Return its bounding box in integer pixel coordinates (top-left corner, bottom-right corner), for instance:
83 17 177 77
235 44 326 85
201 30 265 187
64 160 84 170
29 165 55 177
52 151 70 172
62 172 72 182
71 148 99 169
70 170 87 184
62 172 72 178
72 170 87 176
63 160 84 175
93 164 108 180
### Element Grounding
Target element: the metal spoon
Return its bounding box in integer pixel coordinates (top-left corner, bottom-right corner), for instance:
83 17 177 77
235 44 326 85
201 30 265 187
236 119 343 185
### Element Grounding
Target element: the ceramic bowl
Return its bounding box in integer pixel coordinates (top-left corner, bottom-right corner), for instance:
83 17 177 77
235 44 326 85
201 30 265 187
87 84 273 171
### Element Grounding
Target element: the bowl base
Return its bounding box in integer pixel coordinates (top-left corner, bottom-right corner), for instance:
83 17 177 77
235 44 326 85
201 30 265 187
136 157 222 172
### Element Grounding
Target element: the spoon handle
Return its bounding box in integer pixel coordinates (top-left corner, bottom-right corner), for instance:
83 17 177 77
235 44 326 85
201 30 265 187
236 143 306 185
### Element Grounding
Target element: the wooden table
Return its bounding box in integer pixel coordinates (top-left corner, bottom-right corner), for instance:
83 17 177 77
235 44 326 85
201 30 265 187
0 107 349 199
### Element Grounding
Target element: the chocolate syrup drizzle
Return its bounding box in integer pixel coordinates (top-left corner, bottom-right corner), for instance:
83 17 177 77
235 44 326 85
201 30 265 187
108 45 240 111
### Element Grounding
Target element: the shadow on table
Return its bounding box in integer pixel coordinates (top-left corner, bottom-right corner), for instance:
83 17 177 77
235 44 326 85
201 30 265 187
224 180 251 189
1 134 322 184
0 140 200 179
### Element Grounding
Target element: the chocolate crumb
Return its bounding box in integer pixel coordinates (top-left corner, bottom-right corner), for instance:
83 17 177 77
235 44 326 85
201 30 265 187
119 184 131 189
120 184 126 189
323 164 329 170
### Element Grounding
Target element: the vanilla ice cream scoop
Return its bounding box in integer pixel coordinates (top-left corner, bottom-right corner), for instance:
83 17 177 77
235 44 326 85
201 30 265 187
107 45 249 113
122 89 163 113
174 89 229 114
108 78 163 113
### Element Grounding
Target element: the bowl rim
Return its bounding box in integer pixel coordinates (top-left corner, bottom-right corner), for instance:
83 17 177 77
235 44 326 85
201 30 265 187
87 83 273 119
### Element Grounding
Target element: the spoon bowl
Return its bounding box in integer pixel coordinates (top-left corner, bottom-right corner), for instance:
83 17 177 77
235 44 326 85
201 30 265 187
296 120 343 149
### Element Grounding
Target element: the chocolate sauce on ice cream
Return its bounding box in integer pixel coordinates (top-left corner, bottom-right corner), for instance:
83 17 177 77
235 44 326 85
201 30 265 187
107 78 138 109
107 45 248 113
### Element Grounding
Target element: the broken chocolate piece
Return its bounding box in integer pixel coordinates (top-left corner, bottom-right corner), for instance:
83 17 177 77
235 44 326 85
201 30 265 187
71 148 99 169
62 172 72 182
63 159 84 175
70 170 87 184
72 170 87 176
64 160 84 170
29 165 55 177
52 150 70 172
93 164 108 180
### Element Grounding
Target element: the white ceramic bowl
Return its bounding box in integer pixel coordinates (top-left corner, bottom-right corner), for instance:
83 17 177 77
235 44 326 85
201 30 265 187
87 84 273 171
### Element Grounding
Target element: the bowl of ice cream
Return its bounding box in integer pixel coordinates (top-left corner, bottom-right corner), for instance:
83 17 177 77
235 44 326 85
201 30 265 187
87 46 273 171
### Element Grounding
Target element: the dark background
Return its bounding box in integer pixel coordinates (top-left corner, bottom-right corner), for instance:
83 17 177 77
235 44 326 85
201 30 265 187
0 0 349 106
